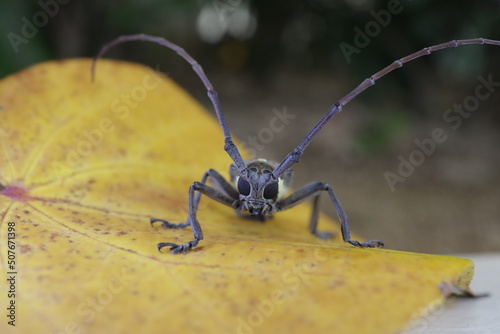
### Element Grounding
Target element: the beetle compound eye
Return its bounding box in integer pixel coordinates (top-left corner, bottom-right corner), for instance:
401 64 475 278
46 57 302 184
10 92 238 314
237 178 251 196
263 183 278 199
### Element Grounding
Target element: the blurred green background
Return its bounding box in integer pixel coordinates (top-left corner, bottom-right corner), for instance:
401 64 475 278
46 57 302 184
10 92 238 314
1 0 499 254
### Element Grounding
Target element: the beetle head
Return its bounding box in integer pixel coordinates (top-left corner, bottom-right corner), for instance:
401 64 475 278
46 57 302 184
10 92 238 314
230 159 291 217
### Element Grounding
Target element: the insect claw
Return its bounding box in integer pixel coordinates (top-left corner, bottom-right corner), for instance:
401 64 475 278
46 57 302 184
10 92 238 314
150 218 189 229
369 240 384 248
157 242 178 253
150 218 167 227
157 240 199 254
348 240 384 248
171 245 184 255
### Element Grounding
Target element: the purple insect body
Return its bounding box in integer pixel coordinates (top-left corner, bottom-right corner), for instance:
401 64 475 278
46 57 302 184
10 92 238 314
93 34 500 254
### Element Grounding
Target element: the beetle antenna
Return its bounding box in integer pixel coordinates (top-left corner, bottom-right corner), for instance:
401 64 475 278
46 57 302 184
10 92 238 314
91 34 247 172
272 38 500 177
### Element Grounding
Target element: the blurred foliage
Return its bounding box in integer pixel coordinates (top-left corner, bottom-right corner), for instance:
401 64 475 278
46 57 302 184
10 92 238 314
2 1 499 75
351 110 411 156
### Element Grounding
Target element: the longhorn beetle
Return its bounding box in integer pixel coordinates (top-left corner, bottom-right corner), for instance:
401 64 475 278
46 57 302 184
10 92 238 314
92 34 500 254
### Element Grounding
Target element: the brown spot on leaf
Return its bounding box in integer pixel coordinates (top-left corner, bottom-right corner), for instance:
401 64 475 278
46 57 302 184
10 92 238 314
19 244 33 254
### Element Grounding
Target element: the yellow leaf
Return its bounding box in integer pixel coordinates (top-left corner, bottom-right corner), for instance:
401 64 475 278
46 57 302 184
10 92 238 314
1 59 474 334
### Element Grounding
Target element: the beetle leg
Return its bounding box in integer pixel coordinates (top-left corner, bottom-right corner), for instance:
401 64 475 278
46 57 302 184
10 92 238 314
276 182 384 248
154 169 239 254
